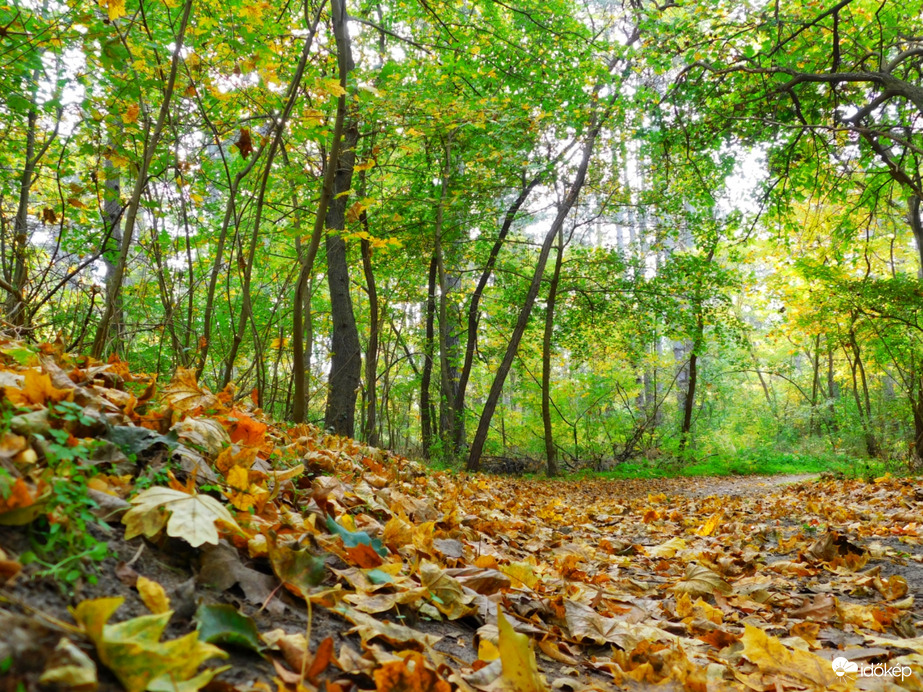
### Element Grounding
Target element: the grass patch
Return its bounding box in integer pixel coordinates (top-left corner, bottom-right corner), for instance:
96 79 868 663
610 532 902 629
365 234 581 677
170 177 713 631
556 449 894 481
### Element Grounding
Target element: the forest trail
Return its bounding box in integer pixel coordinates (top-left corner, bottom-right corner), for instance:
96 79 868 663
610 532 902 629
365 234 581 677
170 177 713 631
679 474 819 498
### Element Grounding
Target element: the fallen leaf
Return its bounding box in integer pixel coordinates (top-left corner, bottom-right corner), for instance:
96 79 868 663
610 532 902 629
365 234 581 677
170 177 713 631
71 597 227 692
489 608 547 692
136 576 171 614
373 651 451 692
122 486 241 548
740 623 837 687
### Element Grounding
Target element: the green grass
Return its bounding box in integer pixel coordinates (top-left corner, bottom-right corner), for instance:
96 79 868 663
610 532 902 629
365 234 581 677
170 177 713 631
546 449 896 481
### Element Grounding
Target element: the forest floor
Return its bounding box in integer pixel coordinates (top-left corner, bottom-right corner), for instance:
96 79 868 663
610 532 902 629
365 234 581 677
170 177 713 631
1 343 923 691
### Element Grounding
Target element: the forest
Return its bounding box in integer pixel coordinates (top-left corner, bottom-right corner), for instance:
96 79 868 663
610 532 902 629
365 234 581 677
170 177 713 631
2 0 922 475
2 0 923 690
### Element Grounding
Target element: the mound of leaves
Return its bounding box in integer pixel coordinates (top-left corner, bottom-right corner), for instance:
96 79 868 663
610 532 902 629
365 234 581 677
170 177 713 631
1 338 923 691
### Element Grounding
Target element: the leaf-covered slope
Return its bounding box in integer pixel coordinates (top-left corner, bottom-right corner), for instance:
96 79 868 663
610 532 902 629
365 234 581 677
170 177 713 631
1 340 922 690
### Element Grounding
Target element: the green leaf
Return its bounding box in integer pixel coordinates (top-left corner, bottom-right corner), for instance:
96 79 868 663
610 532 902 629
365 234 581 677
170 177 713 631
194 604 263 653
325 515 388 557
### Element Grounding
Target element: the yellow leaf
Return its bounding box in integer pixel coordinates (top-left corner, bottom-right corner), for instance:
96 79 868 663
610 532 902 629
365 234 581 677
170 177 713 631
694 511 723 537
123 487 241 548
499 561 539 589
495 608 547 692
71 597 226 692
4 369 73 406
323 79 346 97
136 576 171 614
106 0 126 21
740 624 837 687
479 638 500 661
123 103 140 124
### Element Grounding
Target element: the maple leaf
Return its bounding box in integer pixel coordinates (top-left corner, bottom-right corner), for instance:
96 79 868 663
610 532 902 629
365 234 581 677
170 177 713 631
123 103 140 124
72 597 227 692
225 410 267 447
4 368 73 406
41 208 57 224
740 624 838 686
672 562 732 597
420 561 476 620
234 129 253 159
104 0 126 21
161 368 220 412
123 486 241 548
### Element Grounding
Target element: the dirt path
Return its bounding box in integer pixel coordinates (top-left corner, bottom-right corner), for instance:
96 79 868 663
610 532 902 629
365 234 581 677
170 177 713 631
677 473 819 498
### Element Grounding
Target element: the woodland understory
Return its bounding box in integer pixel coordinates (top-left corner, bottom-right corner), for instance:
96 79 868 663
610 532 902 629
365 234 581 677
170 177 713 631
3 0 923 689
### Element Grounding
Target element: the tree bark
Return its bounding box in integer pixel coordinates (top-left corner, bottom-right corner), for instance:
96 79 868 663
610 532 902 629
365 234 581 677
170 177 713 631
420 254 438 458
542 227 564 476
361 234 379 446
323 125 362 436
292 0 350 421
910 195 923 280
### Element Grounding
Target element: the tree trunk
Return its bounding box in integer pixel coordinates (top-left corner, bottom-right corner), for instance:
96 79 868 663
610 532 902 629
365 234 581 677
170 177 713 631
92 0 193 358
5 106 37 327
909 195 923 279
420 254 438 458
323 125 361 437
291 0 349 421
361 234 379 446
542 227 564 476
466 112 606 471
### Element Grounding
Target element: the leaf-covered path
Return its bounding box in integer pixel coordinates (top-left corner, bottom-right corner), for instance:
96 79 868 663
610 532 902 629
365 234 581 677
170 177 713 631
1 348 922 691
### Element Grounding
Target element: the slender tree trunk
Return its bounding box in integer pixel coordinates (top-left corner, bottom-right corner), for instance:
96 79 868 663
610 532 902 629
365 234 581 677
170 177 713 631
809 333 821 434
421 254 438 458
101 155 124 348
433 154 462 454
542 227 564 476
466 112 607 471
361 234 379 446
292 0 349 421
909 195 923 280
845 325 878 457
324 125 361 436
912 377 923 463
6 106 37 327
92 0 193 358
678 350 698 452
827 337 838 432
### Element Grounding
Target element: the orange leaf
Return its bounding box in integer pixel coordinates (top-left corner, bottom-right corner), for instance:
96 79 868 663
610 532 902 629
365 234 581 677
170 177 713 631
345 543 384 568
4 369 73 406
305 636 334 681
227 411 267 447
373 651 451 692
1 478 37 511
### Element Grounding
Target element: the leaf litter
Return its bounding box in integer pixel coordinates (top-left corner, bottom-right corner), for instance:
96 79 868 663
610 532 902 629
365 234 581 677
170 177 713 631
0 340 922 690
